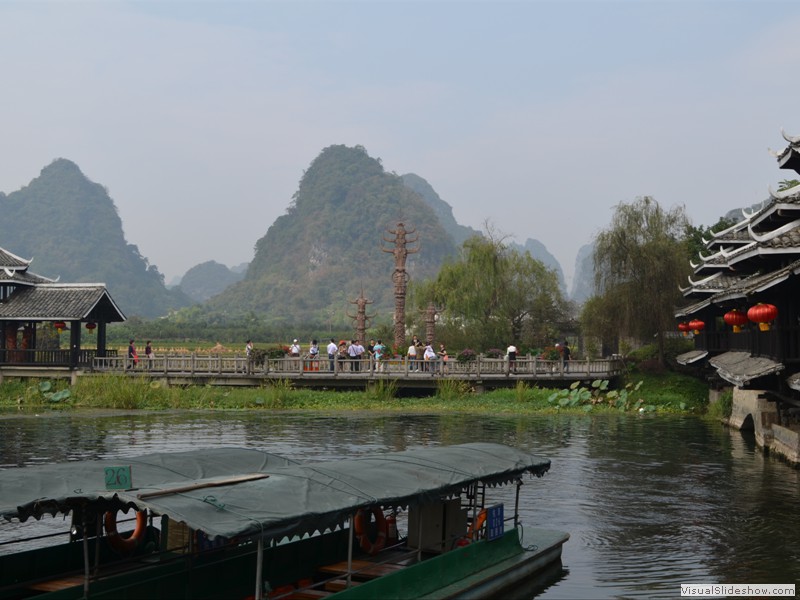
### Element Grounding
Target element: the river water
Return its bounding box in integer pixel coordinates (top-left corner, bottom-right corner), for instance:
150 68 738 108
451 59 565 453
1 410 798 599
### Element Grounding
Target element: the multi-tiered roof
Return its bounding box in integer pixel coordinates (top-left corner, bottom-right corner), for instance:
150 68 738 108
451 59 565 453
675 131 800 387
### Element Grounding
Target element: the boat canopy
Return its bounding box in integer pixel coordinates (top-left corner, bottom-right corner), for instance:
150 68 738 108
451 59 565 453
1 443 550 542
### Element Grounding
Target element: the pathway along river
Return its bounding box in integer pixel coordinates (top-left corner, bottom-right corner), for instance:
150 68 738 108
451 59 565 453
1 410 798 599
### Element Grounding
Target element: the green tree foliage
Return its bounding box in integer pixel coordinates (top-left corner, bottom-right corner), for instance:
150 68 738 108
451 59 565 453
684 216 735 260
0 159 191 318
413 234 566 350
210 145 458 326
591 196 691 365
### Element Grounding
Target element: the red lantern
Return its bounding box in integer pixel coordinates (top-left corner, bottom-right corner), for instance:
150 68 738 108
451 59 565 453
85 322 97 334
747 303 778 331
53 321 66 333
723 309 748 333
678 322 691 337
688 319 705 334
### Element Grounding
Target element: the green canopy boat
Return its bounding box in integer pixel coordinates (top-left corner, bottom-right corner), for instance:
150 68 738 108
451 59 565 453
0 443 569 599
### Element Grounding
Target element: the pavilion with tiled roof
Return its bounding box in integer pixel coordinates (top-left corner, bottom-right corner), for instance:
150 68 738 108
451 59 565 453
0 247 125 368
676 131 800 464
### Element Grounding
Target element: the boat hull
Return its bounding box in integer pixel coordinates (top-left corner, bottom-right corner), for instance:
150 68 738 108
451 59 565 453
331 527 569 599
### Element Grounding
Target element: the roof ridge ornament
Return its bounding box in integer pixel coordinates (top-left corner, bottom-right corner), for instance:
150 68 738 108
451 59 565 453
748 217 800 243
781 127 800 144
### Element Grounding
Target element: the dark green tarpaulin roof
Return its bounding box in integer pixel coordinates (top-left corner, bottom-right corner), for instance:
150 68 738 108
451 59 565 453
1 443 550 542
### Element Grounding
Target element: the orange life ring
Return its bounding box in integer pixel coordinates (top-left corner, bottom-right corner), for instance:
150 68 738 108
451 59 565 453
354 507 387 555
468 509 487 540
104 510 147 554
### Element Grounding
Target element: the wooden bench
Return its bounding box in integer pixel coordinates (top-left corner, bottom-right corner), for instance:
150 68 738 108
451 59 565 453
28 575 85 592
285 590 332 599
318 558 405 580
323 579 362 592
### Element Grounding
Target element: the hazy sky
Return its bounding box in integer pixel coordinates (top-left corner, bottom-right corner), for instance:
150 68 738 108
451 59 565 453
3 1 800 288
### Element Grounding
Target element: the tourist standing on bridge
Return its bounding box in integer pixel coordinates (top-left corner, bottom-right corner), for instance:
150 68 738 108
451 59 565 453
145 340 154 370
506 343 517 373
327 338 337 372
437 343 448 374
373 339 385 372
127 339 137 370
407 341 418 372
348 340 360 372
337 340 348 371
562 341 571 372
245 339 254 374
423 341 436 373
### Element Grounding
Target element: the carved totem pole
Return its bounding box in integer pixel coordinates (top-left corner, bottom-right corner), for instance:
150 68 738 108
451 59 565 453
381 222 419 349
346 290 375 345
421 301 442 345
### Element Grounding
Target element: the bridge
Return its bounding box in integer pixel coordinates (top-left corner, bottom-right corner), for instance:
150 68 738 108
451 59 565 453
0 353 626 392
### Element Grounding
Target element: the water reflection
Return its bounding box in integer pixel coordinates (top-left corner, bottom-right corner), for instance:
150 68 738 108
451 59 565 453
0 410 798 599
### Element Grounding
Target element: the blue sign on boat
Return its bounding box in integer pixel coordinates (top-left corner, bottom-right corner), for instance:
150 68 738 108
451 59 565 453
486 503 504 541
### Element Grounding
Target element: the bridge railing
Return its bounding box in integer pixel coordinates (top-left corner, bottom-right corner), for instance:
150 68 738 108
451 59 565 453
0 348 115 367
92 353 625 379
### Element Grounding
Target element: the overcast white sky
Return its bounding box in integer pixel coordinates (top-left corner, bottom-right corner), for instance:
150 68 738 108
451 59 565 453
2 1 800 287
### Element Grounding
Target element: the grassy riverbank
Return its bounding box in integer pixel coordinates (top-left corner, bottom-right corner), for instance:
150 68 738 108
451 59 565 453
0 370 711 415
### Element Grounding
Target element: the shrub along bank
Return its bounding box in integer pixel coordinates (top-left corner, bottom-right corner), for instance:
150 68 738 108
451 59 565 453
0 370 709 415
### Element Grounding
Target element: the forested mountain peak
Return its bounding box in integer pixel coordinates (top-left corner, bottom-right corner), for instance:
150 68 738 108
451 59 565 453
0 158 191 318
211 144 458 325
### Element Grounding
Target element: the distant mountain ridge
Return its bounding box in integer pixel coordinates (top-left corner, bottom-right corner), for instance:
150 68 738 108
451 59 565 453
400 173 567 294
178 260 245 303
0 159 191 318
2 152 592 324
208 145 458 324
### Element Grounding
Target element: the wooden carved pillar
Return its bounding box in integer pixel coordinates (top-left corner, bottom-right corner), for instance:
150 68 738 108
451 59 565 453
422 302 441 345
4 324 16 350
382 222 419 350
21 324 33 363
347 291 374 345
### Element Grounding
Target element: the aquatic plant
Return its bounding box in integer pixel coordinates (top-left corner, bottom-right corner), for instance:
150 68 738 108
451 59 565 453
435 378 471 401
547 379 645 412
366 379 398 403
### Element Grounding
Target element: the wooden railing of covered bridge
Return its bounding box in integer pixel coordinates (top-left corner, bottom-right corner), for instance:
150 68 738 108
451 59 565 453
90 353 626 388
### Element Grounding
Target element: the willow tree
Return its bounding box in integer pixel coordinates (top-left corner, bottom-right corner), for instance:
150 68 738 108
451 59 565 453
417 235 565 349
592 196 691 365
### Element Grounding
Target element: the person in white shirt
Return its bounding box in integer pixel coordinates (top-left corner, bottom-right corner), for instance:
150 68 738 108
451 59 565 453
423 341 436 372
326 338 338 372
506 344 518 373
407 342 418 372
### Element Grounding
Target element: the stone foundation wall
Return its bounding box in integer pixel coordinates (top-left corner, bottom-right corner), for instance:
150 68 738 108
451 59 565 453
727 388 799 466
770 424 800 465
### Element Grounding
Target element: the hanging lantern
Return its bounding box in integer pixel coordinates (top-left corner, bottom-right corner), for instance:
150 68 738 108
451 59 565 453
678 322 691 337
723 309 748 333
53 321 66 334
85 322 97 334
747 303 778 332
688 319 705 335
